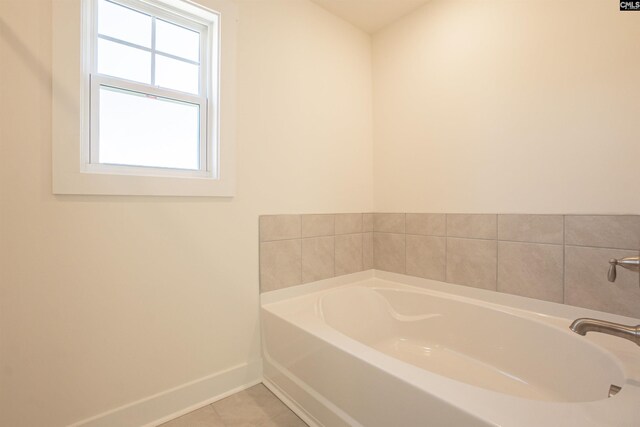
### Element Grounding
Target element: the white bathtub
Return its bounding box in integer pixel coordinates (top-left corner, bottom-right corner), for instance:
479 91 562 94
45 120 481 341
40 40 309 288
261 271 640 427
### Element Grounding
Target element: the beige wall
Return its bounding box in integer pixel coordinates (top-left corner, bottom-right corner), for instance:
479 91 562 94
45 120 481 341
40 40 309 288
373 0 640 214
0 0 373 425
4 0 639 424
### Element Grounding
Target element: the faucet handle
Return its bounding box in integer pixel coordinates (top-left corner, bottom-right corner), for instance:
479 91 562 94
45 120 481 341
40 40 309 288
607 257 640 283
608 258 618 282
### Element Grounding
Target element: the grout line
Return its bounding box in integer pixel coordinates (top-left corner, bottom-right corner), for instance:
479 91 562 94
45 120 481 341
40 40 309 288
332 214 336 236
445 213 449 238
402 213 406 274
562 215 566 304
492 235 500 291
372 231 376 270
261 235 576 244
332 214 336 278
495 235 499 292
299 217 303 285
209 399 223 423
564 243 640 251
361 231 364 271
359 213 364 272
372 230 416 236
405 233 448 238
261 237 304 244
258 218 262 293
445 215 449 283
442 236 497 243
389 233 633 250
494 239 563 247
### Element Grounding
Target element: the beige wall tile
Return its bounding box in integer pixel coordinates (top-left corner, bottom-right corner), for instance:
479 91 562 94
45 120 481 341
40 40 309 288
260 213 640 315
447 214 497 239
446 238 497 290
335 233 363 275
301 214 335 238
302 236 335 282
363 213 374 232
565 246 640 318
498 214 563 244
373 213 405 233
373 232 405 273
406 213 446 236
497 242 563 303
406 235 446 281
565 215 640 250
259 215 301 242
335 213 362 235
260 240 301 292
363 232 373 270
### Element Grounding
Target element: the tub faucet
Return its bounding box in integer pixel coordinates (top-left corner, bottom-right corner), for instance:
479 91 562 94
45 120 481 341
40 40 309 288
570 318 640 346
607 257 640 283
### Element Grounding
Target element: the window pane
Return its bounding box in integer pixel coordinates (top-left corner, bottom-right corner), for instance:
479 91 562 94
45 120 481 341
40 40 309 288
98 39 151 84
155 55 199 94
98 0 152 48
156 19 200 62
98 86 200 170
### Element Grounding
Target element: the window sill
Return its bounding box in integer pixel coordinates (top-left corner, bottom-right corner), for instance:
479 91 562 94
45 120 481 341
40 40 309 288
53 167 234 197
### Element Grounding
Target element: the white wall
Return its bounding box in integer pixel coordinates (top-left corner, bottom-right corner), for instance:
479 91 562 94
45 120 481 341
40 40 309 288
0 0 373 425
373 0 640 214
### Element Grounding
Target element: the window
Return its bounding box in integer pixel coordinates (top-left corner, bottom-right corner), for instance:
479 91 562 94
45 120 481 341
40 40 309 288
90 0 210 175
52 0 237 196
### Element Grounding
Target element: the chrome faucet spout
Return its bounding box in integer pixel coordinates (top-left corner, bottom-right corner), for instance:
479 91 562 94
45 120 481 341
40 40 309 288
570 318 640 346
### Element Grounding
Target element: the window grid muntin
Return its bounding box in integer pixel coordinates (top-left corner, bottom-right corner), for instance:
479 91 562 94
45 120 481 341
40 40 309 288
97 0 152 48
96 34 201 66
150 14 156 85
155 18 201 62
90 0 211 174
96 0 204 95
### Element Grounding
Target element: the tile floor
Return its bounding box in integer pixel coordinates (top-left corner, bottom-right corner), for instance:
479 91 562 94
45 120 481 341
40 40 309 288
160 384 308 427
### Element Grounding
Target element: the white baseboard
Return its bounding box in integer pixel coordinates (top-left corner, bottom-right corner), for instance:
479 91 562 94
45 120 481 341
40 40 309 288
69 360 263 427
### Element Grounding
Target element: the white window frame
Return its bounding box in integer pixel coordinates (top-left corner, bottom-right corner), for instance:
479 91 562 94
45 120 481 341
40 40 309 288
52 0 237 196
88 0 211 178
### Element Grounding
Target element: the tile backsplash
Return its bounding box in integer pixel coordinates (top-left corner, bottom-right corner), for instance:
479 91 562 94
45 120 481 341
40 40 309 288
260 213 640 318
259 214 372 292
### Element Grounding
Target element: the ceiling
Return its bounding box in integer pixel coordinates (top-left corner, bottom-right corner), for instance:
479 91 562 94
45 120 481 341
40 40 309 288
310 0 429 33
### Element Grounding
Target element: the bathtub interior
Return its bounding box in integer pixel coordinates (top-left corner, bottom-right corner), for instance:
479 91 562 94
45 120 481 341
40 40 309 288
318 285 626 403
261 309 493 427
